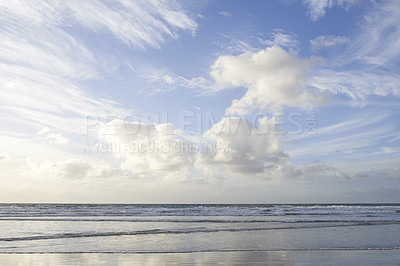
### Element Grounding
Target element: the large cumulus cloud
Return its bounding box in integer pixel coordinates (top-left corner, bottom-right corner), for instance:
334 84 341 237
210 46 331 115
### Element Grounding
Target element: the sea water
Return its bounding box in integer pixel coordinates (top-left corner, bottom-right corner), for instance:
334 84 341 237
0 204 399 253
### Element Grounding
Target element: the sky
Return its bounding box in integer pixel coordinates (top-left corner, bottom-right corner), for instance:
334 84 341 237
0 0 399 203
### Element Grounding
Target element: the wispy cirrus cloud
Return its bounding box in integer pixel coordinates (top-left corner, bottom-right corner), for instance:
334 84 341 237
0 0 197 49
0 0 197 133
303 0 360 21
218 11 232 17
0 0 199 187
259 30 300 50
308 0 400 102
286 109 400 167
310 35 350 51
214 33 257 55
135 70 211 95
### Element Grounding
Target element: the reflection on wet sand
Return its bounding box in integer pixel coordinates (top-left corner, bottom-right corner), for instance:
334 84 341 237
1 250 399 265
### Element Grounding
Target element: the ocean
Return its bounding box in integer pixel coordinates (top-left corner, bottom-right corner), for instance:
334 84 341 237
0 203 399 254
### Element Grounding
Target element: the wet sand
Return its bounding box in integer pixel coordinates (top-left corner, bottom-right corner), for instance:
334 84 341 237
1 250 399 265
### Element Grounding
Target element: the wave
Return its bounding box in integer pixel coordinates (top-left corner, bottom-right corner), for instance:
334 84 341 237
0 218 399 224
1 247 399 254
1 221 399 242
1 203 399 218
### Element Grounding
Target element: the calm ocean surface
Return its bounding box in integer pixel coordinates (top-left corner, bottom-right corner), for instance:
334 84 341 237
0 204 399 253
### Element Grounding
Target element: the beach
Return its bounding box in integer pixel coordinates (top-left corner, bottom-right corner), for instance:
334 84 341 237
0 204 399 264
1 250 400 265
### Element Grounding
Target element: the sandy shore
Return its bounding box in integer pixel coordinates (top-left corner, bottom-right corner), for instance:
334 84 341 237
0 250 399 265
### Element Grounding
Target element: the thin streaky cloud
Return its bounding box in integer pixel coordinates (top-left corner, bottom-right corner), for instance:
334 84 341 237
219 11 232 17
303 0 360 21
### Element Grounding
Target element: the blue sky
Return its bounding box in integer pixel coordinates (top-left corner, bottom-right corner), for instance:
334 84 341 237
0 0 399 203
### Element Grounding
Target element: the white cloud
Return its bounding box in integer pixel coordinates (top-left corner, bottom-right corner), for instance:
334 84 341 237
21 157 132 180
290 124 396 159
308 69 400 101
334 164 400 181
383 147 395 154
381 166 400 179
61 160 92 180
95 117 333 183
303 0 360 21
137 31 301 95
0 0 197 133
285 109 400 171
310 35 350 51
122 1 399 187
136 71 211 95
308 0 400 101
353 0 400 67
36 127 69 145
64 0 197 48
219 11 232 17
0 0 200 190
199 116 335 179
259 30 300 50
210 46 331 114
98 120 199 183
215 33 257 55
199 116 287 177
0 0 197 50
144 30 302 96
0 153 10 162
